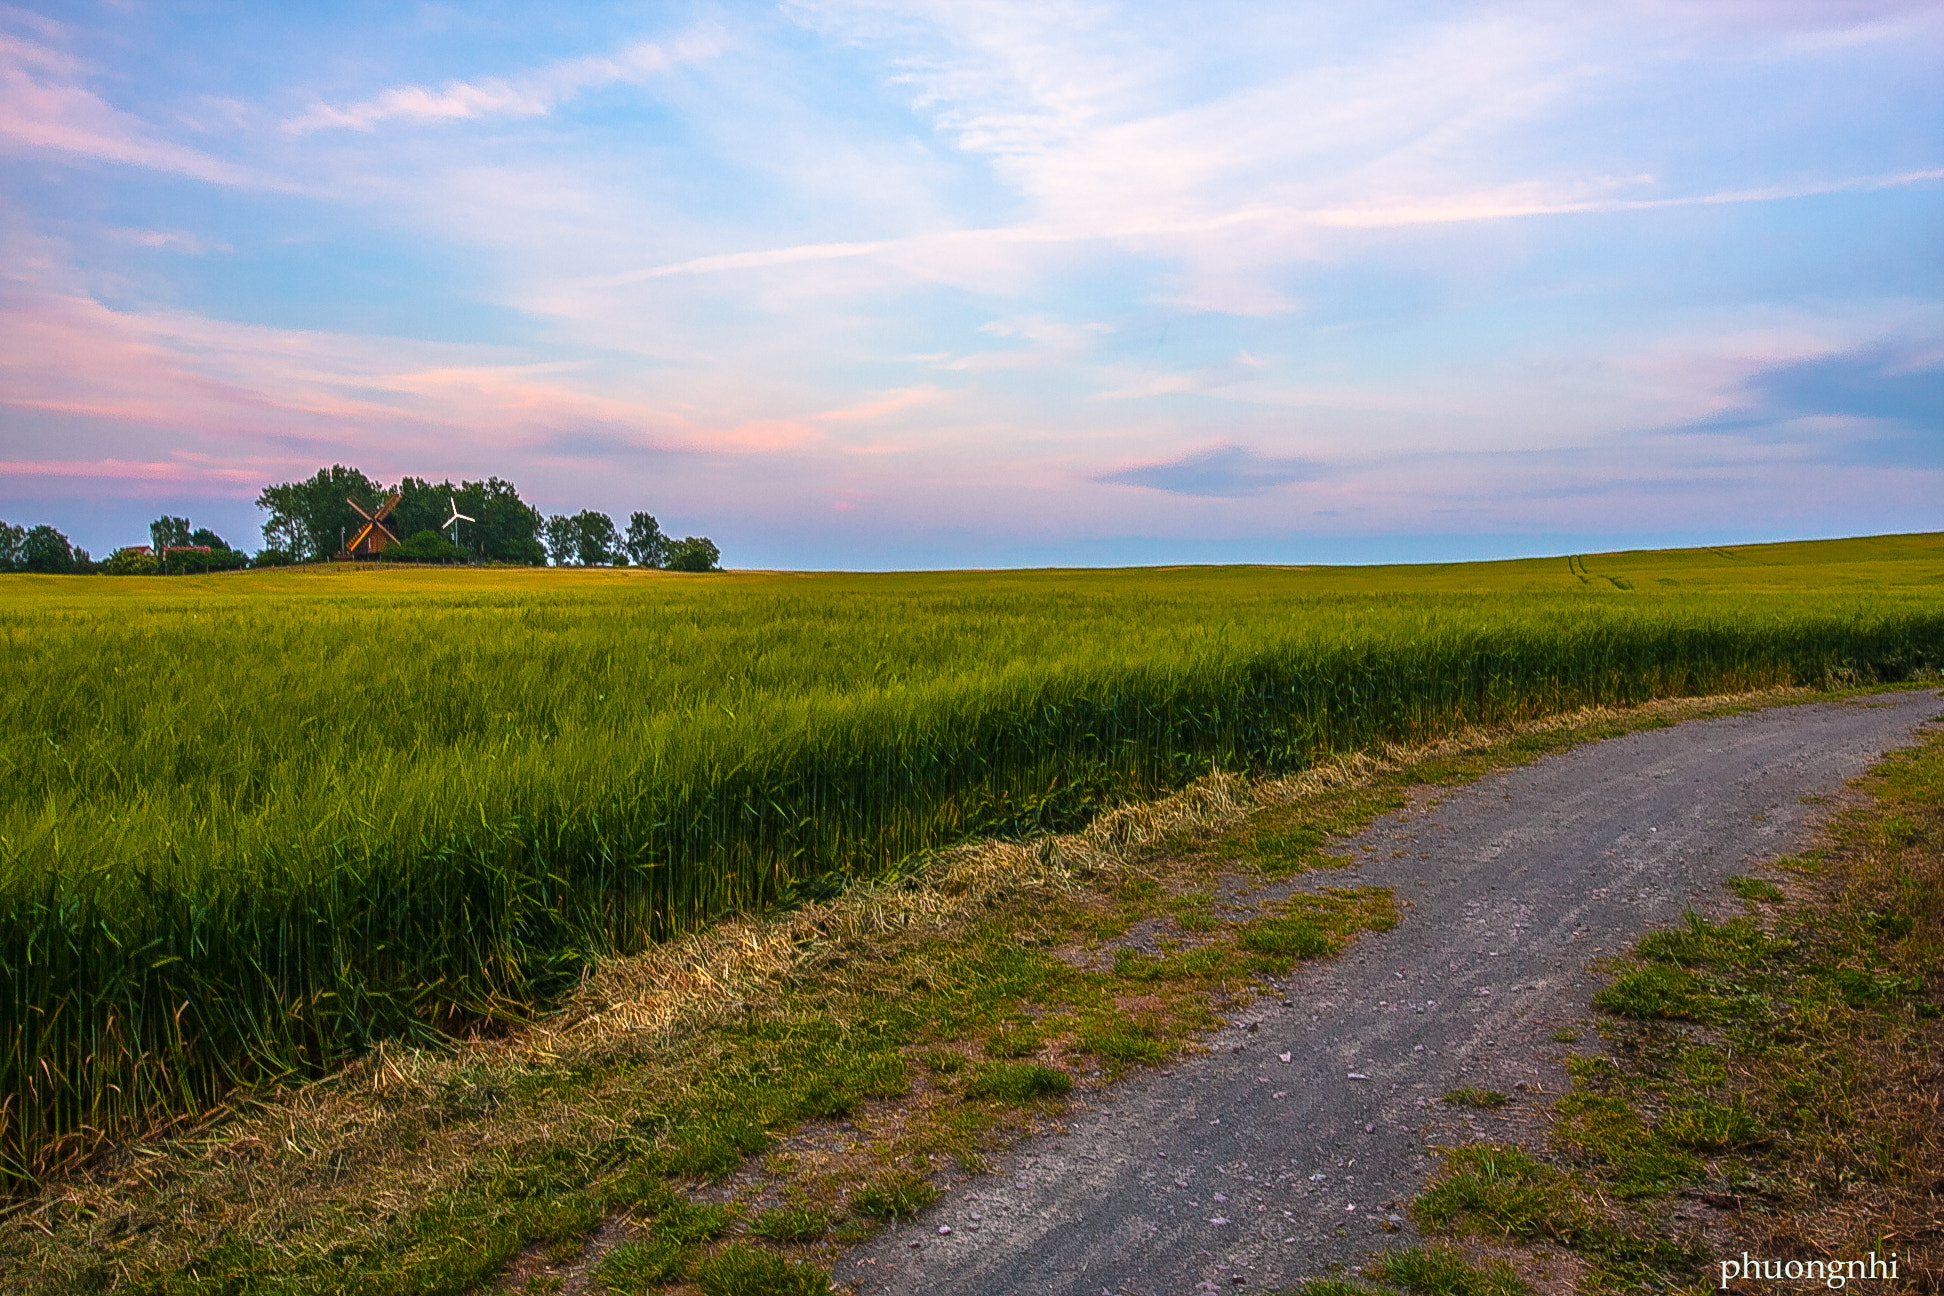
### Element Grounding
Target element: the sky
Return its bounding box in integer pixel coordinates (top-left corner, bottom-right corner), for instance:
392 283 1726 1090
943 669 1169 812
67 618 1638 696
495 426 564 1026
1 0 1940 569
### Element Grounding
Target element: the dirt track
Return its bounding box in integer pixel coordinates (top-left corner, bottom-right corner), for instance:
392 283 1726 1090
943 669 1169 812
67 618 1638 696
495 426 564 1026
835 690 1944 1296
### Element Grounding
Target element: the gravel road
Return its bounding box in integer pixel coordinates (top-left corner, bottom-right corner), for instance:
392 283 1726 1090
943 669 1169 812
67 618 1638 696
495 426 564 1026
836 690 1944 1296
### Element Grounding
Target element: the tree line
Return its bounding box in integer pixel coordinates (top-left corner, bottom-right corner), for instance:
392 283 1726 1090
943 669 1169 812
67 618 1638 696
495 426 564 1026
0 465 720 574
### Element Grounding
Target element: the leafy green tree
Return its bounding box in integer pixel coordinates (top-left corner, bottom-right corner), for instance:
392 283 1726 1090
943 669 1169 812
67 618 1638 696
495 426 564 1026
543 514 578 566
457 477 545 564
150 516 191 552
104 548 160 575
664 536 721 572
624 512 667 568
21 525 77 573
573 510 620 566
161 546 248 575
381 529 466 563
394 476 545 564
0 521 23 572
188 527 229 551
252 547 297 568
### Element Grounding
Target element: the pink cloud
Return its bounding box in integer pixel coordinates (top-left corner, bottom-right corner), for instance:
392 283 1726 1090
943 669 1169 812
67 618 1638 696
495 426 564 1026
811 386 949 422
0 251 833 496
0 33 260 185
287 32 725 133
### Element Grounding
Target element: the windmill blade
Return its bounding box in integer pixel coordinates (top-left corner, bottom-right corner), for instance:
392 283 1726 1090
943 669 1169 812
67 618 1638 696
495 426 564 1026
347 497 375 522
372 492 403 522
452 511 476 523
348 521 376 551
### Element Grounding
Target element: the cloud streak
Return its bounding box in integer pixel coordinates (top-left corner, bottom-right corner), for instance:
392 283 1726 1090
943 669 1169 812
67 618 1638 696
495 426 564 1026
607 167 1944 286
288 32 725 133
1095 444 1324 497
0 32 261 185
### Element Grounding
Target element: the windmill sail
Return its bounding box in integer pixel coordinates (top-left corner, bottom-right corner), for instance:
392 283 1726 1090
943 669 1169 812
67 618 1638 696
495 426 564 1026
344 493 403 557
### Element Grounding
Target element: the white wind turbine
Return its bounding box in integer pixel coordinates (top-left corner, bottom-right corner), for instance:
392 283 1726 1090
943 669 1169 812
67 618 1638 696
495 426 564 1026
443 496 475 556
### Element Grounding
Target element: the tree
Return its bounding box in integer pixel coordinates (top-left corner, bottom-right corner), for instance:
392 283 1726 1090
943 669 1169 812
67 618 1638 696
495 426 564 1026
383 474 544 564
188 526 229 551
104 547 160 575
543 514 578 566
150 516 191 552
572 510 620 566
21 525 77 573
0 521 22 572
664 536 721 573
382 529 466 563
160 545 248 575
624 512 667 568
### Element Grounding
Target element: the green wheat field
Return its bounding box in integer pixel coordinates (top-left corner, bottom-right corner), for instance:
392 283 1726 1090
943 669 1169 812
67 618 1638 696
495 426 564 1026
3 533 1942 1183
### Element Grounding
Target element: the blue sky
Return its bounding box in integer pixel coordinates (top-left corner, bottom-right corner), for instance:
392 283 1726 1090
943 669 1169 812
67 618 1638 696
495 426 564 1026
1 0 1939 567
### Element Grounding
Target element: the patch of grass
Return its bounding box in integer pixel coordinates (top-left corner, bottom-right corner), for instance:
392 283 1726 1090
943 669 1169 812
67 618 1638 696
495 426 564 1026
1078 1020 1173 1068
657 1199 736 1245
1413 1145 1695 1286
983 1022 1046 1058
1656 1100 1764 1152
1237 914 1337 963
658 1120 773 1179
919 1049 967 1074
965 1062 1074 1103
1167 891 1222 932
849 1172 941 1221
1676 1045 1726 1086
1636 911 1789 968
1365 1245 1531 1296
597 1235 688 1289
1412 1145 1589 1244
749 1203 830 1243
849 1052 911 1099
1442 1087 1510 1109
1726 874 1786 902
1550 1028 1580 1042
692 1243 834 1296
1237 887 1398 974
1551 1093 1703 1200
1591 964 1709 1020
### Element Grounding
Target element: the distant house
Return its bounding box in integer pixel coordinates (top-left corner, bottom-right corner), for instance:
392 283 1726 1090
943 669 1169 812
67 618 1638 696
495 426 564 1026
124 544 153 556
165 545 213 556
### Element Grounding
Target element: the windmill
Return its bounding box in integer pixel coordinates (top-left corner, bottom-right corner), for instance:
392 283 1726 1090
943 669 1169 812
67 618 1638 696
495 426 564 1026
443 496 475 555
344 492 403 558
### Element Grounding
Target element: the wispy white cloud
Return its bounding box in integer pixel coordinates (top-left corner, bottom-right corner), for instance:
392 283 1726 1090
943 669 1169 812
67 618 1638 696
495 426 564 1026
603 166 1944 287
287 31 726 133
108 227 227 254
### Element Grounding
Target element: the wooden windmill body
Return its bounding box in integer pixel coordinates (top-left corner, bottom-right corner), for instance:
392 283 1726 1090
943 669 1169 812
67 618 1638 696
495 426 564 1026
344 493 403 558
